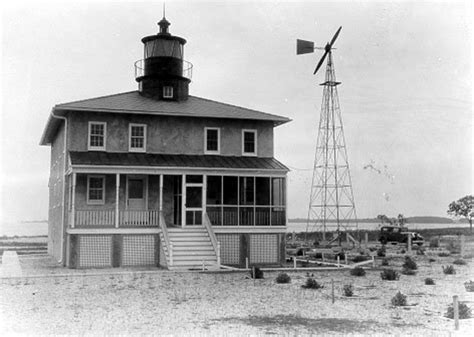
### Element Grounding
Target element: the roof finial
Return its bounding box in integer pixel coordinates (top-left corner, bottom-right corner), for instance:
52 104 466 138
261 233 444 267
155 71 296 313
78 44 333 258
158 3 170 35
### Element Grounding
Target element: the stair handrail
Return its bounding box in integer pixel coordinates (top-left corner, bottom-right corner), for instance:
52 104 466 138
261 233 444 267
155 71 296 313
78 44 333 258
203 212 220 266
159 211 173 266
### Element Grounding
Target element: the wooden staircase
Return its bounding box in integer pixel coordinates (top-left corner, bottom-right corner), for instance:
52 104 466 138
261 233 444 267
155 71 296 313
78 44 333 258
165 227 219 270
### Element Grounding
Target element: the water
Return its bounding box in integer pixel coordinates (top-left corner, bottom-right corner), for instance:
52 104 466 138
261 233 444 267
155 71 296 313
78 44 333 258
287 221 470 233
0 221 48 237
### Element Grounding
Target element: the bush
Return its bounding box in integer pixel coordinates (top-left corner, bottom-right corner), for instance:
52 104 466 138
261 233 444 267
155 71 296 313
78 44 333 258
350 267 366 277
377 246 386 257
352 255 370 263
275 273 291 284
428 258 436 263
424 277 435 285
429 238 439 248
249 267 264 279
402 256 418 270
445 302 472 319
464 281 474 292
381 269 400 281
453 259 467 265
442 265 456 275
401 268 417 275
302 278 323 289
446 241 460 254
391 291 407 306
381 258 389 266
342 284 354 297
438 252 451 257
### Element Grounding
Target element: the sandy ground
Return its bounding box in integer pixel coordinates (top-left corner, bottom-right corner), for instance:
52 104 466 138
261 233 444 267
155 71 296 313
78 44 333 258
0 254 473 335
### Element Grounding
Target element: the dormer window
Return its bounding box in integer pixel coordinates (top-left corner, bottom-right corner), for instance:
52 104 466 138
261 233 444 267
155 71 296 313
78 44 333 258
163 86 173 98
129 124 147 152
88 122 106 151
242 129 257 156
205 127 220 154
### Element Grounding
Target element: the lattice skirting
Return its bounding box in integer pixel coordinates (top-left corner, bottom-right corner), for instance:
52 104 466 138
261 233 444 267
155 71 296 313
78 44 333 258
78 235 113 268
122 235 155 266
216 234 240 265
70 234 159 268
250 234 279 264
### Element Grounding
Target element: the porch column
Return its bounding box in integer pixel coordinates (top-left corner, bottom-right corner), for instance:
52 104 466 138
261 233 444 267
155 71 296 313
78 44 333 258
71 173 77 228
202 174 207 222
182 174 186 227
115 174 120 228
159 174 163 212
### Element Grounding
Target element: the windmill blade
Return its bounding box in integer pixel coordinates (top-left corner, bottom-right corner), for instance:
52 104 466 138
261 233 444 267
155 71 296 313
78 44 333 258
330 26 342 47
313 50 328 74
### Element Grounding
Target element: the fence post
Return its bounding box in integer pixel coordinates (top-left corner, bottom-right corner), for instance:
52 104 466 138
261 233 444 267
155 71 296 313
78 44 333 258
337 256 340 268
293 256 297 269
453 295 459 330
331 279 335 304
344 253 348 265
372 255 375 268
217 242 221 267
408 234 412 255
365 232 369 247
245 257 249 269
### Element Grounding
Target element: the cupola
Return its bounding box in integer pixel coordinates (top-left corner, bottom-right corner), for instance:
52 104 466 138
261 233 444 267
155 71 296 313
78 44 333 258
135 15 192 100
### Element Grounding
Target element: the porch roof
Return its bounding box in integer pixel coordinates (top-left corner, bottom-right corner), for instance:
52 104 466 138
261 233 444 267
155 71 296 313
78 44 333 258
69 151 289 171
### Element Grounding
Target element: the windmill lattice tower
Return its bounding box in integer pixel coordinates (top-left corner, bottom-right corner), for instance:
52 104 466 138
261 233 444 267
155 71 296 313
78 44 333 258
297 27 358 244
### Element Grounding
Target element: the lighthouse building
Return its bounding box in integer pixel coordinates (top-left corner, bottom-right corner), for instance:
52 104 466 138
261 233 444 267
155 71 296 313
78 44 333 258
40 16 290 269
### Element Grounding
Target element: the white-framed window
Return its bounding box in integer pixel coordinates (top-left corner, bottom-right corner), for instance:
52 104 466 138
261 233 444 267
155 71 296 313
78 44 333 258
163 86 173 98
88 122 106 151
242 129 257 156
204 127 220 154
87 175 105 205
129 123 147 152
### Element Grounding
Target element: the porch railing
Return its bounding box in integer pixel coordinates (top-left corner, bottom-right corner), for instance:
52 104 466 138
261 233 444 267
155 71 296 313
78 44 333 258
206 206 286 226
203 212 220 266
159 211 173 266
72 210 159 227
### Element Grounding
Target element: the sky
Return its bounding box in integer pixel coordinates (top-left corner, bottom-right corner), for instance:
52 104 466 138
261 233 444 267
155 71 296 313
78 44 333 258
0 0 472 223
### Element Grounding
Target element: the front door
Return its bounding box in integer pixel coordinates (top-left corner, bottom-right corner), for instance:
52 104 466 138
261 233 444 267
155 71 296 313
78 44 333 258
184 175 203 226
127 176 147 210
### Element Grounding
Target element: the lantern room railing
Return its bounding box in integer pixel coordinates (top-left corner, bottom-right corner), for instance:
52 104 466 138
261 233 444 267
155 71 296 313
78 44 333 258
134 59 193 81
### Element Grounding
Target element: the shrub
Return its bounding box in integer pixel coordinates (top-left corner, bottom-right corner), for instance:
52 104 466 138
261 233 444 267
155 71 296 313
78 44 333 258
442 265 456 275
428 258 436 263
342 284 354 297
424 277 435 285
445 302 472 319
453 259 467 265
249 267 264 279
352 255 369 263
377 246 386 257
275 273 291 284
301 278 323 289
438 252 451 257
381 258 389 266
464 281 474 292
446 241 460 254
401 268 417 275
381 269 400 281
429 238 439 248
391 291 407 306
350 267 366 277
402 256 418 270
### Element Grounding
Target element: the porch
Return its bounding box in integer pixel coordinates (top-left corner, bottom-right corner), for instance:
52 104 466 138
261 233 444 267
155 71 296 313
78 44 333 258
67 173 287 229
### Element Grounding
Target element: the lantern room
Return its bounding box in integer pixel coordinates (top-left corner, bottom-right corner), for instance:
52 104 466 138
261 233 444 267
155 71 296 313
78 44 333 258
135 16 192 101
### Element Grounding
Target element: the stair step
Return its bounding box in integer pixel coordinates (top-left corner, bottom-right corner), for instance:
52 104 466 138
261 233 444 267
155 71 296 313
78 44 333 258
172 241 213 246
169 237 210 242
173 250 215 256
172 255 217 262
173 245 214 252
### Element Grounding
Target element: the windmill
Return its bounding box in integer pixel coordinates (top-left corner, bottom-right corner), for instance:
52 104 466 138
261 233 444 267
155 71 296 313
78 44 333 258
297 27 358 245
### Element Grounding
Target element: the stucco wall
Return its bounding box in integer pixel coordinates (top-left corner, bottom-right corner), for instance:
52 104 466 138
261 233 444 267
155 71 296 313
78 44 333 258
67 112 274 157
48 123 65 261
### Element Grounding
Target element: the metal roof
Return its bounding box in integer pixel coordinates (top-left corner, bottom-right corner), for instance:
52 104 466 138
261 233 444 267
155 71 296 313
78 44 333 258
40 91 290 145
69 151 289 171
